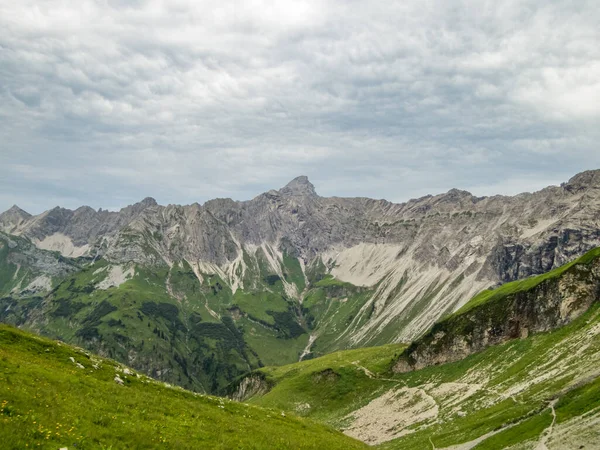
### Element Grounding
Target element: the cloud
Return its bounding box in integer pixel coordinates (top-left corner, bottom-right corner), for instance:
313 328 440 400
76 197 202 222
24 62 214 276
0 0 599 213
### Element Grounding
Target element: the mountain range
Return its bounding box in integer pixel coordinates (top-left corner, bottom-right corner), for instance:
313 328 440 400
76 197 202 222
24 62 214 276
1 170 600 394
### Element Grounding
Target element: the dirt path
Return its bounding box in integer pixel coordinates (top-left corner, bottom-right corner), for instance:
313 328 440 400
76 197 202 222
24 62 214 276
536 399 558 450
430 436 436 449
439 419 523 450
441 399 557 450
351 361 403 383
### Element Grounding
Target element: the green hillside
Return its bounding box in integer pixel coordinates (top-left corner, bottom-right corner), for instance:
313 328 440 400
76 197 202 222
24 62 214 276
242 303 600 448
0 231 380 394
3 233 600 448
239 254 600 448
232 344 406 423
0 324 365 450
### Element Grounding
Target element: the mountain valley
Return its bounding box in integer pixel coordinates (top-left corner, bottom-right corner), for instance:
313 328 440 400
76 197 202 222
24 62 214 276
2 170 600 393
2 170 600 448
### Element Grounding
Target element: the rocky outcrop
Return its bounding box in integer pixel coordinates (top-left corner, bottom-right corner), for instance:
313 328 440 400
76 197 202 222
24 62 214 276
229 373 272 402
393 250 600 373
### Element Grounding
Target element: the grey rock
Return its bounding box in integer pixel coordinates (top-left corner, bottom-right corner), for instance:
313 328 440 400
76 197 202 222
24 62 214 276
0 205 31 234
393 254 600 373
0 232 79 284
229 374 271 402
3 169 600 340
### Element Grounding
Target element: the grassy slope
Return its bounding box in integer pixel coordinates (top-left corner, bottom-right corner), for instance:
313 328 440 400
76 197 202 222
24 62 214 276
0 238 20 294
3 261 258 394
244 252 600 448
0 324 365 450
247 305 600 448
379 303 600 449
245 344 406 423
0 247 318 394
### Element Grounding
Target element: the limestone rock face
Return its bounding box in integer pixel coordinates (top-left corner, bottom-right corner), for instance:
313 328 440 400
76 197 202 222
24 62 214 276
2 169 600 341
393 254 600 373
229 374 271 402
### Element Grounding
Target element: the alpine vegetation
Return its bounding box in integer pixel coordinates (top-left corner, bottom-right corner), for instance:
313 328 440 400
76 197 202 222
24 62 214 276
2 170 600 448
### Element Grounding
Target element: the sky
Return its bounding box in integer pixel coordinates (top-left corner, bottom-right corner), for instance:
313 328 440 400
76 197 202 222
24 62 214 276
1 0 599 214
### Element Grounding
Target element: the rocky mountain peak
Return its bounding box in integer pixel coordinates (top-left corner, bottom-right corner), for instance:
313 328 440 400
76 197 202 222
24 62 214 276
119 197 158 215
3 205 31 218
442 188 474 201
0 205 33 233
139 197 158 207
564 169 600 192
74 205 96 216
279 176 317 197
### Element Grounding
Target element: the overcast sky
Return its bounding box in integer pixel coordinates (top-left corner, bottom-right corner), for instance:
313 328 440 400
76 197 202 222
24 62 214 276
1 0 599 214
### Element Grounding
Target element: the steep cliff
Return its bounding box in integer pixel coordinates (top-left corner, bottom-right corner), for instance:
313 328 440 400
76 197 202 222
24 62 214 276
393 247 600 373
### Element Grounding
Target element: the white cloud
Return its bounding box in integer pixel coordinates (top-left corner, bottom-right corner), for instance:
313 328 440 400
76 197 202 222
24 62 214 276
0 0 599 214
514 63 600 121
